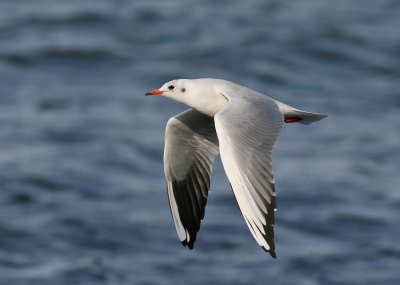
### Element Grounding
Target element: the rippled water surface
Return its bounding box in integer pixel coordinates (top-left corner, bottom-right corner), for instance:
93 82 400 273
1 1 399 284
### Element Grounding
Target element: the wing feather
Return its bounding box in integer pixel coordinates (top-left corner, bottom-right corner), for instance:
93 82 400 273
164 108 219 249
214 91 283 258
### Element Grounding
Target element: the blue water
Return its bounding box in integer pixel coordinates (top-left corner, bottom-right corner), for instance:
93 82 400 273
1 0 399 284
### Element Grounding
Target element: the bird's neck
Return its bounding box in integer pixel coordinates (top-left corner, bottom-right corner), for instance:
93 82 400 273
190 91 228 117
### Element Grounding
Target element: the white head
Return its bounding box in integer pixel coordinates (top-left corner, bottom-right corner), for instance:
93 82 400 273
146 79 192 104
145 78 228 117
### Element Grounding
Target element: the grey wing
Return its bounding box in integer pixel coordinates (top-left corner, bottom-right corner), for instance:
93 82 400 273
214 92 284 258
164 108 219 249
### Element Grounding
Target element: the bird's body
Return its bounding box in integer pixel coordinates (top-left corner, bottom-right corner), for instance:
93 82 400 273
146 78 326 258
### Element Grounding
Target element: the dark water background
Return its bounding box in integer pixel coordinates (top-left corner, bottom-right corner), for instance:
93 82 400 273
1 0 399 284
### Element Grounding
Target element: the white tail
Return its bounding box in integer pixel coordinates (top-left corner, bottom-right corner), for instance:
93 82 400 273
275 101 327 125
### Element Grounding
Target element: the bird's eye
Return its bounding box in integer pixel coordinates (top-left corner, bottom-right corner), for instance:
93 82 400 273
168 85 175 91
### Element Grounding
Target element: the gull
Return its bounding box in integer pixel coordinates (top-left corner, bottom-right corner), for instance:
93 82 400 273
146 78 326 258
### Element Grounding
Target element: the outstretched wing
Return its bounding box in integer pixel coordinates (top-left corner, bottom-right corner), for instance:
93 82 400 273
214 91 284 258
164 108 219 249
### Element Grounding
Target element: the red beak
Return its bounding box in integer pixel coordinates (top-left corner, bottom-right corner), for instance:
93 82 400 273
145 89 164 96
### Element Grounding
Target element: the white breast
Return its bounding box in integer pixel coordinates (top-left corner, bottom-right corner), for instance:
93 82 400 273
187 80 229 117
199 92 228 117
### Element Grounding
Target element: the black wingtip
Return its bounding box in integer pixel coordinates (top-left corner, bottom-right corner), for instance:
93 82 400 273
261 246 276 259
181 240 195 250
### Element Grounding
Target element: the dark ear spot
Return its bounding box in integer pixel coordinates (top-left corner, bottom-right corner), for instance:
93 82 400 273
181 88 186 93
